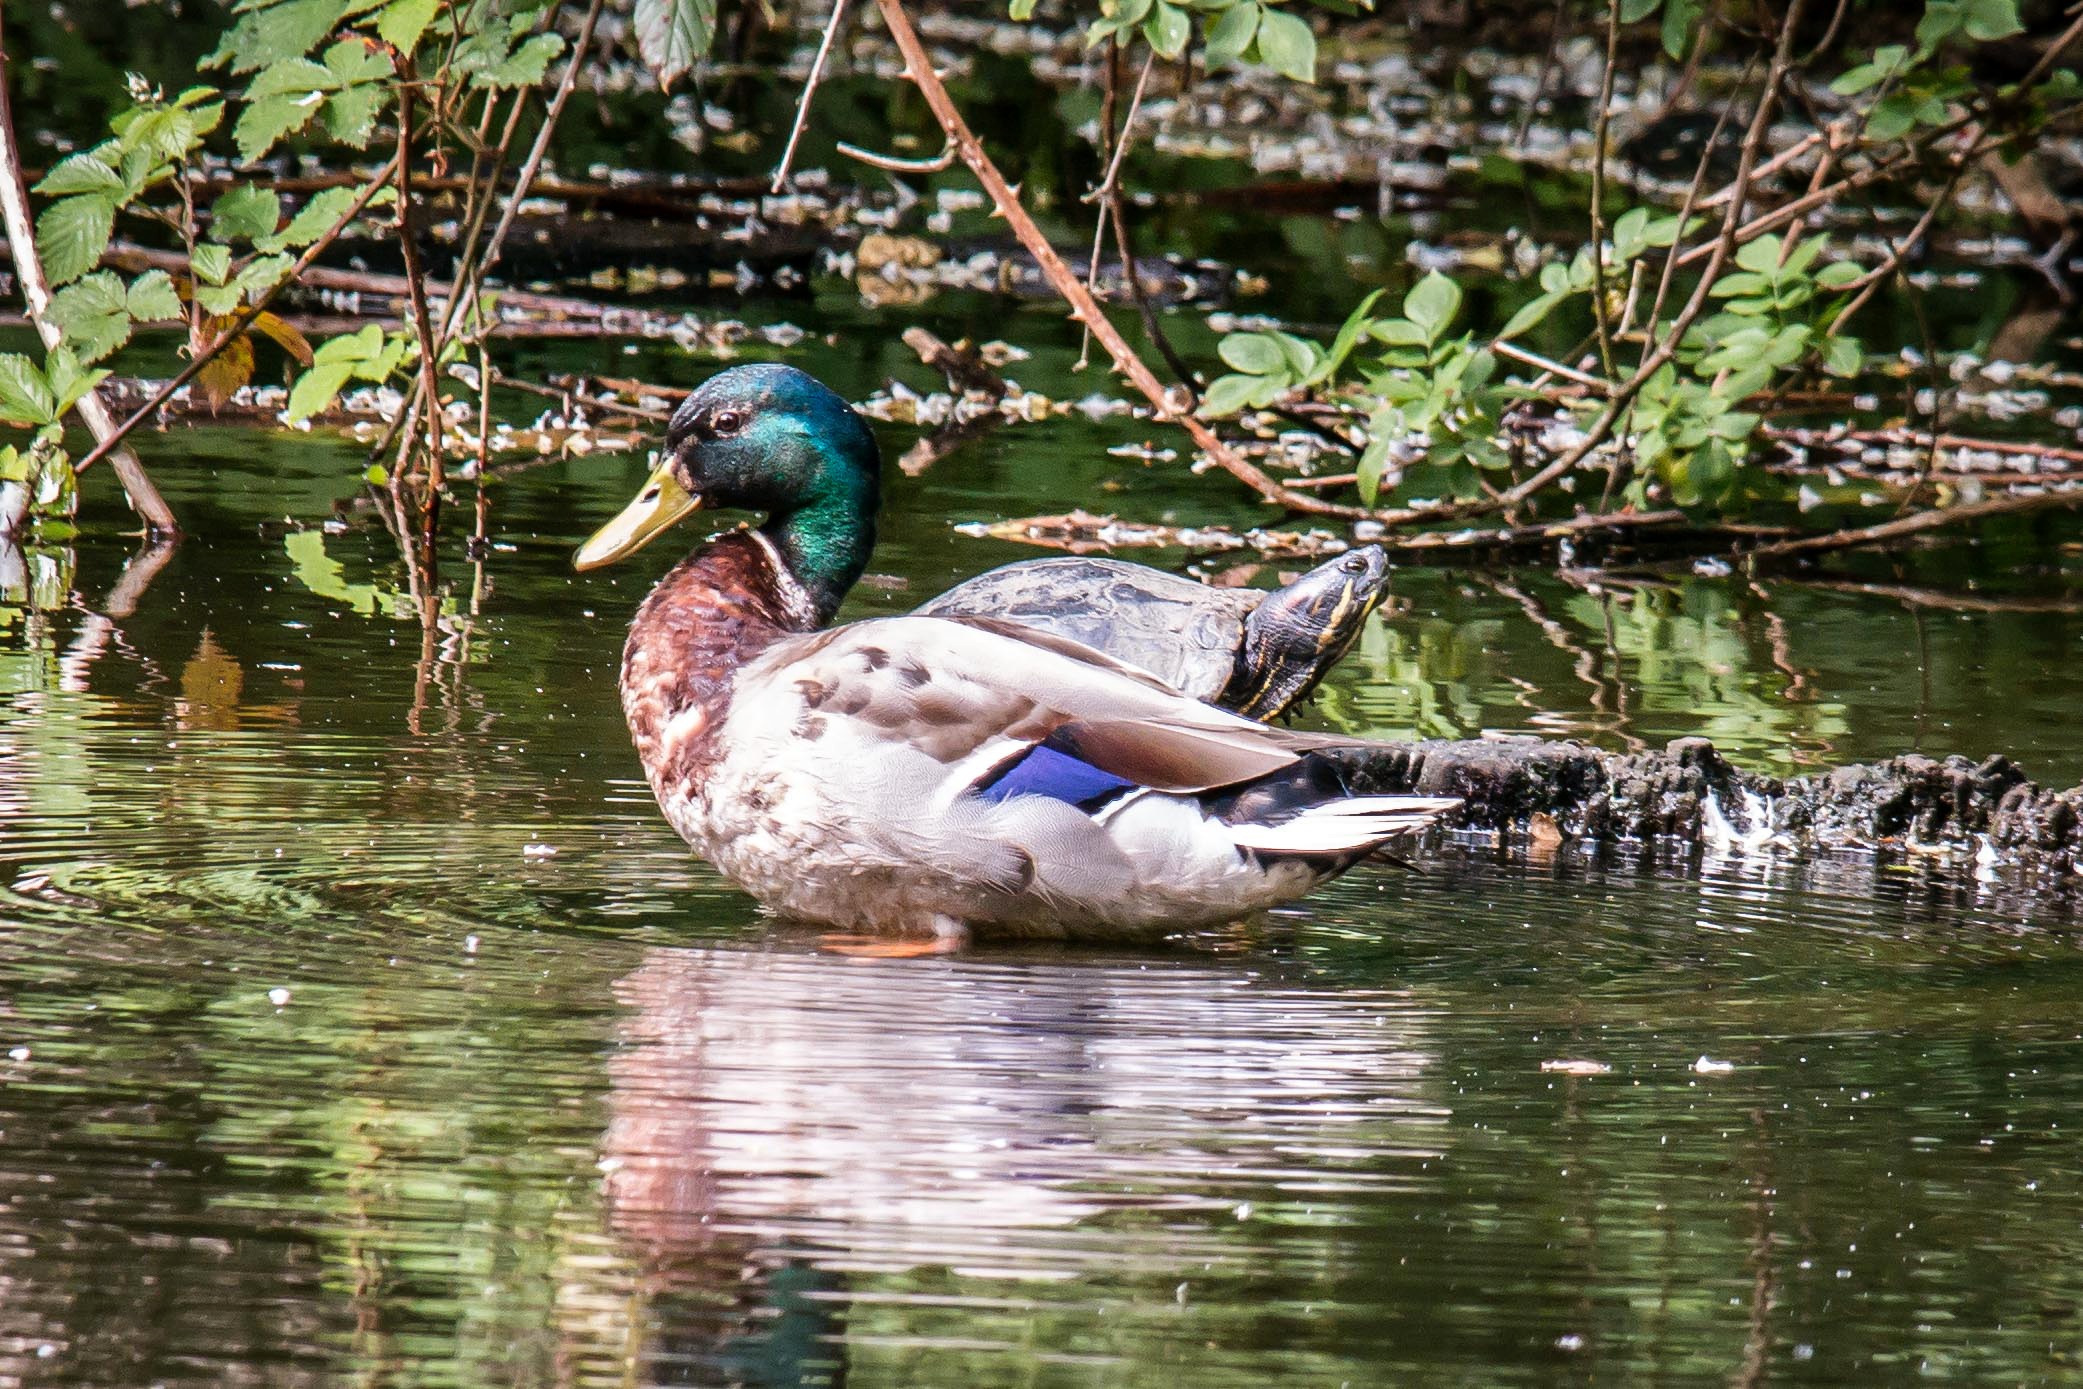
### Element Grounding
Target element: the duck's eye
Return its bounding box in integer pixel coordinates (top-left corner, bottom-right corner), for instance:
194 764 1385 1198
709 409 745 436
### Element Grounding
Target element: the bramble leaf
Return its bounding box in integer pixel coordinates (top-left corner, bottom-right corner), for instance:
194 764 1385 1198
35 194 116 285
632 0 719 89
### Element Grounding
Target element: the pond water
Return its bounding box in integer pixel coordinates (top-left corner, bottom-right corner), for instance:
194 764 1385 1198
3 305 2083 1386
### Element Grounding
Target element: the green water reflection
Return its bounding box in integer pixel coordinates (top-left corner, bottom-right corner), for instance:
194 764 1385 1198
0 332 2081 1385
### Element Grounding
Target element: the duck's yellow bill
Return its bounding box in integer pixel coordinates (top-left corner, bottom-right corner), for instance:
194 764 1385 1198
573 462 702 570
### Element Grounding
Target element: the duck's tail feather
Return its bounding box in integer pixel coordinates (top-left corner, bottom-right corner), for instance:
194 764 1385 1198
1226 795 1462 855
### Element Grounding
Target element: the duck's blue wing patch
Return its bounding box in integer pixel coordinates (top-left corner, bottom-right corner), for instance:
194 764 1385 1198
974 740 1136 809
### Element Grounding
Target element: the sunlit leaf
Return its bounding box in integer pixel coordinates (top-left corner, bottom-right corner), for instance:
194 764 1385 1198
1204 2 1258 67
376 0 439 50
0 355 56 426
47 272 132 364
33 153 123 197
35 194 116 285
632 0 719 89
1403 271 1461 342
1196 372 1261 418
211 184 283 243
1144 2 1190 58
1254 7 1316 83
126 269 184 322
286 357 357 421
1218 333 1287 376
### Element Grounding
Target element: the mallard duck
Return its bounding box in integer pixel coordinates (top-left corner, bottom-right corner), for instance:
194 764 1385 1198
575 364 1458 941
916 547 1392 721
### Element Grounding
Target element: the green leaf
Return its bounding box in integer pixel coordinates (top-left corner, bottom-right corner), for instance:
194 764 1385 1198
1204 2 1258 66
313 321 388 367
1196 372 1262 418
1822 334 1864 377
1733 236 1783 275
1218 333 1288 375
233 252 296 296
244 56 336 100
233 94 319 163
1010 0 1039 18
192 242 233 286
478 32 566 87
1815 260 1863 289
1612 206 1651 262
1355 429 1395 505
1962 0 2022 41
1498 289 1566 340
1709 271 1770 298
1271 330 1318 378
255 183 377 253
1403 271 1461 342
1619 0 1660 22
47 272 132 364
33 153 122 198
207 0 361 75
127 269 184 322
286 358 357 422
211 185 283 243
1144 2 1191 58
1368 317 1428 347
1660 0 1700 59
322 36 393 84
1867 93 1921 141
632 0 719 89
1310 287 1385 384
1781 234 1827 276
35 195 116 285
0 355 56 426
320 84 386 145
1831 45 1906 95
42 346 108 419
375 0 439 49
1254 6 1316 83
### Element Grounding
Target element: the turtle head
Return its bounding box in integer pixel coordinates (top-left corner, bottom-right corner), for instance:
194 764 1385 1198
1228 545 1391 720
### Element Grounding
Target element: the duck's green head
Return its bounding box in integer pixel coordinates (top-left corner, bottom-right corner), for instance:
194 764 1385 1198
574 364 881 620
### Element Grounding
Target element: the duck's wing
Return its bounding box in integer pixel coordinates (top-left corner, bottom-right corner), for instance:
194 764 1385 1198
720 615 1455 922
738 614 1344 797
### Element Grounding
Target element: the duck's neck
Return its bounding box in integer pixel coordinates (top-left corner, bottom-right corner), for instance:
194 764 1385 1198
760 485 876 627
619 531 813 798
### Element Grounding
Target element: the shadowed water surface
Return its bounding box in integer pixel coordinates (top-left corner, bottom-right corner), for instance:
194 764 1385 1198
3 323 2083 1384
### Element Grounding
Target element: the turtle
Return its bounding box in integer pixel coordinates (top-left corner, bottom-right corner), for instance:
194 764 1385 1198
915 545 1391 721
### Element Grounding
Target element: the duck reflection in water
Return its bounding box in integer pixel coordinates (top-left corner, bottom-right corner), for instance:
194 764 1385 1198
591 943 1445 1383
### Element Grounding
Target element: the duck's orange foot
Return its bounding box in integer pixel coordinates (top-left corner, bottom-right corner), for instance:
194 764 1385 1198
818 914 971 958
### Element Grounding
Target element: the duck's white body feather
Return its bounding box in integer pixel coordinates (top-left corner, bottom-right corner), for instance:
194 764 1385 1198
648 615 1455 939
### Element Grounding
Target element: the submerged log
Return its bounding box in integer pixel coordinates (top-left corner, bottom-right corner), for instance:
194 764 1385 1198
1334 735 2082 887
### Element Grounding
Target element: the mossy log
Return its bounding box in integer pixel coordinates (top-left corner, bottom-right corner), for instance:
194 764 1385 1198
1333 736 2083 884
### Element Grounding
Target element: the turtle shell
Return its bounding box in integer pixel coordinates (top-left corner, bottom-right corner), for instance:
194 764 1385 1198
916 556 1259 699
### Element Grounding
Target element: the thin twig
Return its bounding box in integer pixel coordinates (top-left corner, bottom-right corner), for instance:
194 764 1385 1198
1499 0 1807 511
1743 486 2083 561
1587 0 1621 377
393 77 447 517
1495 340 1608 391
870 0 1357 517
771 0 850 192
835 137 957 173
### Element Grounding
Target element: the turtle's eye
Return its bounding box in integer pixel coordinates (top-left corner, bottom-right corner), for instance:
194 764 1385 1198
1339 554 1369 574
709 408 746 436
